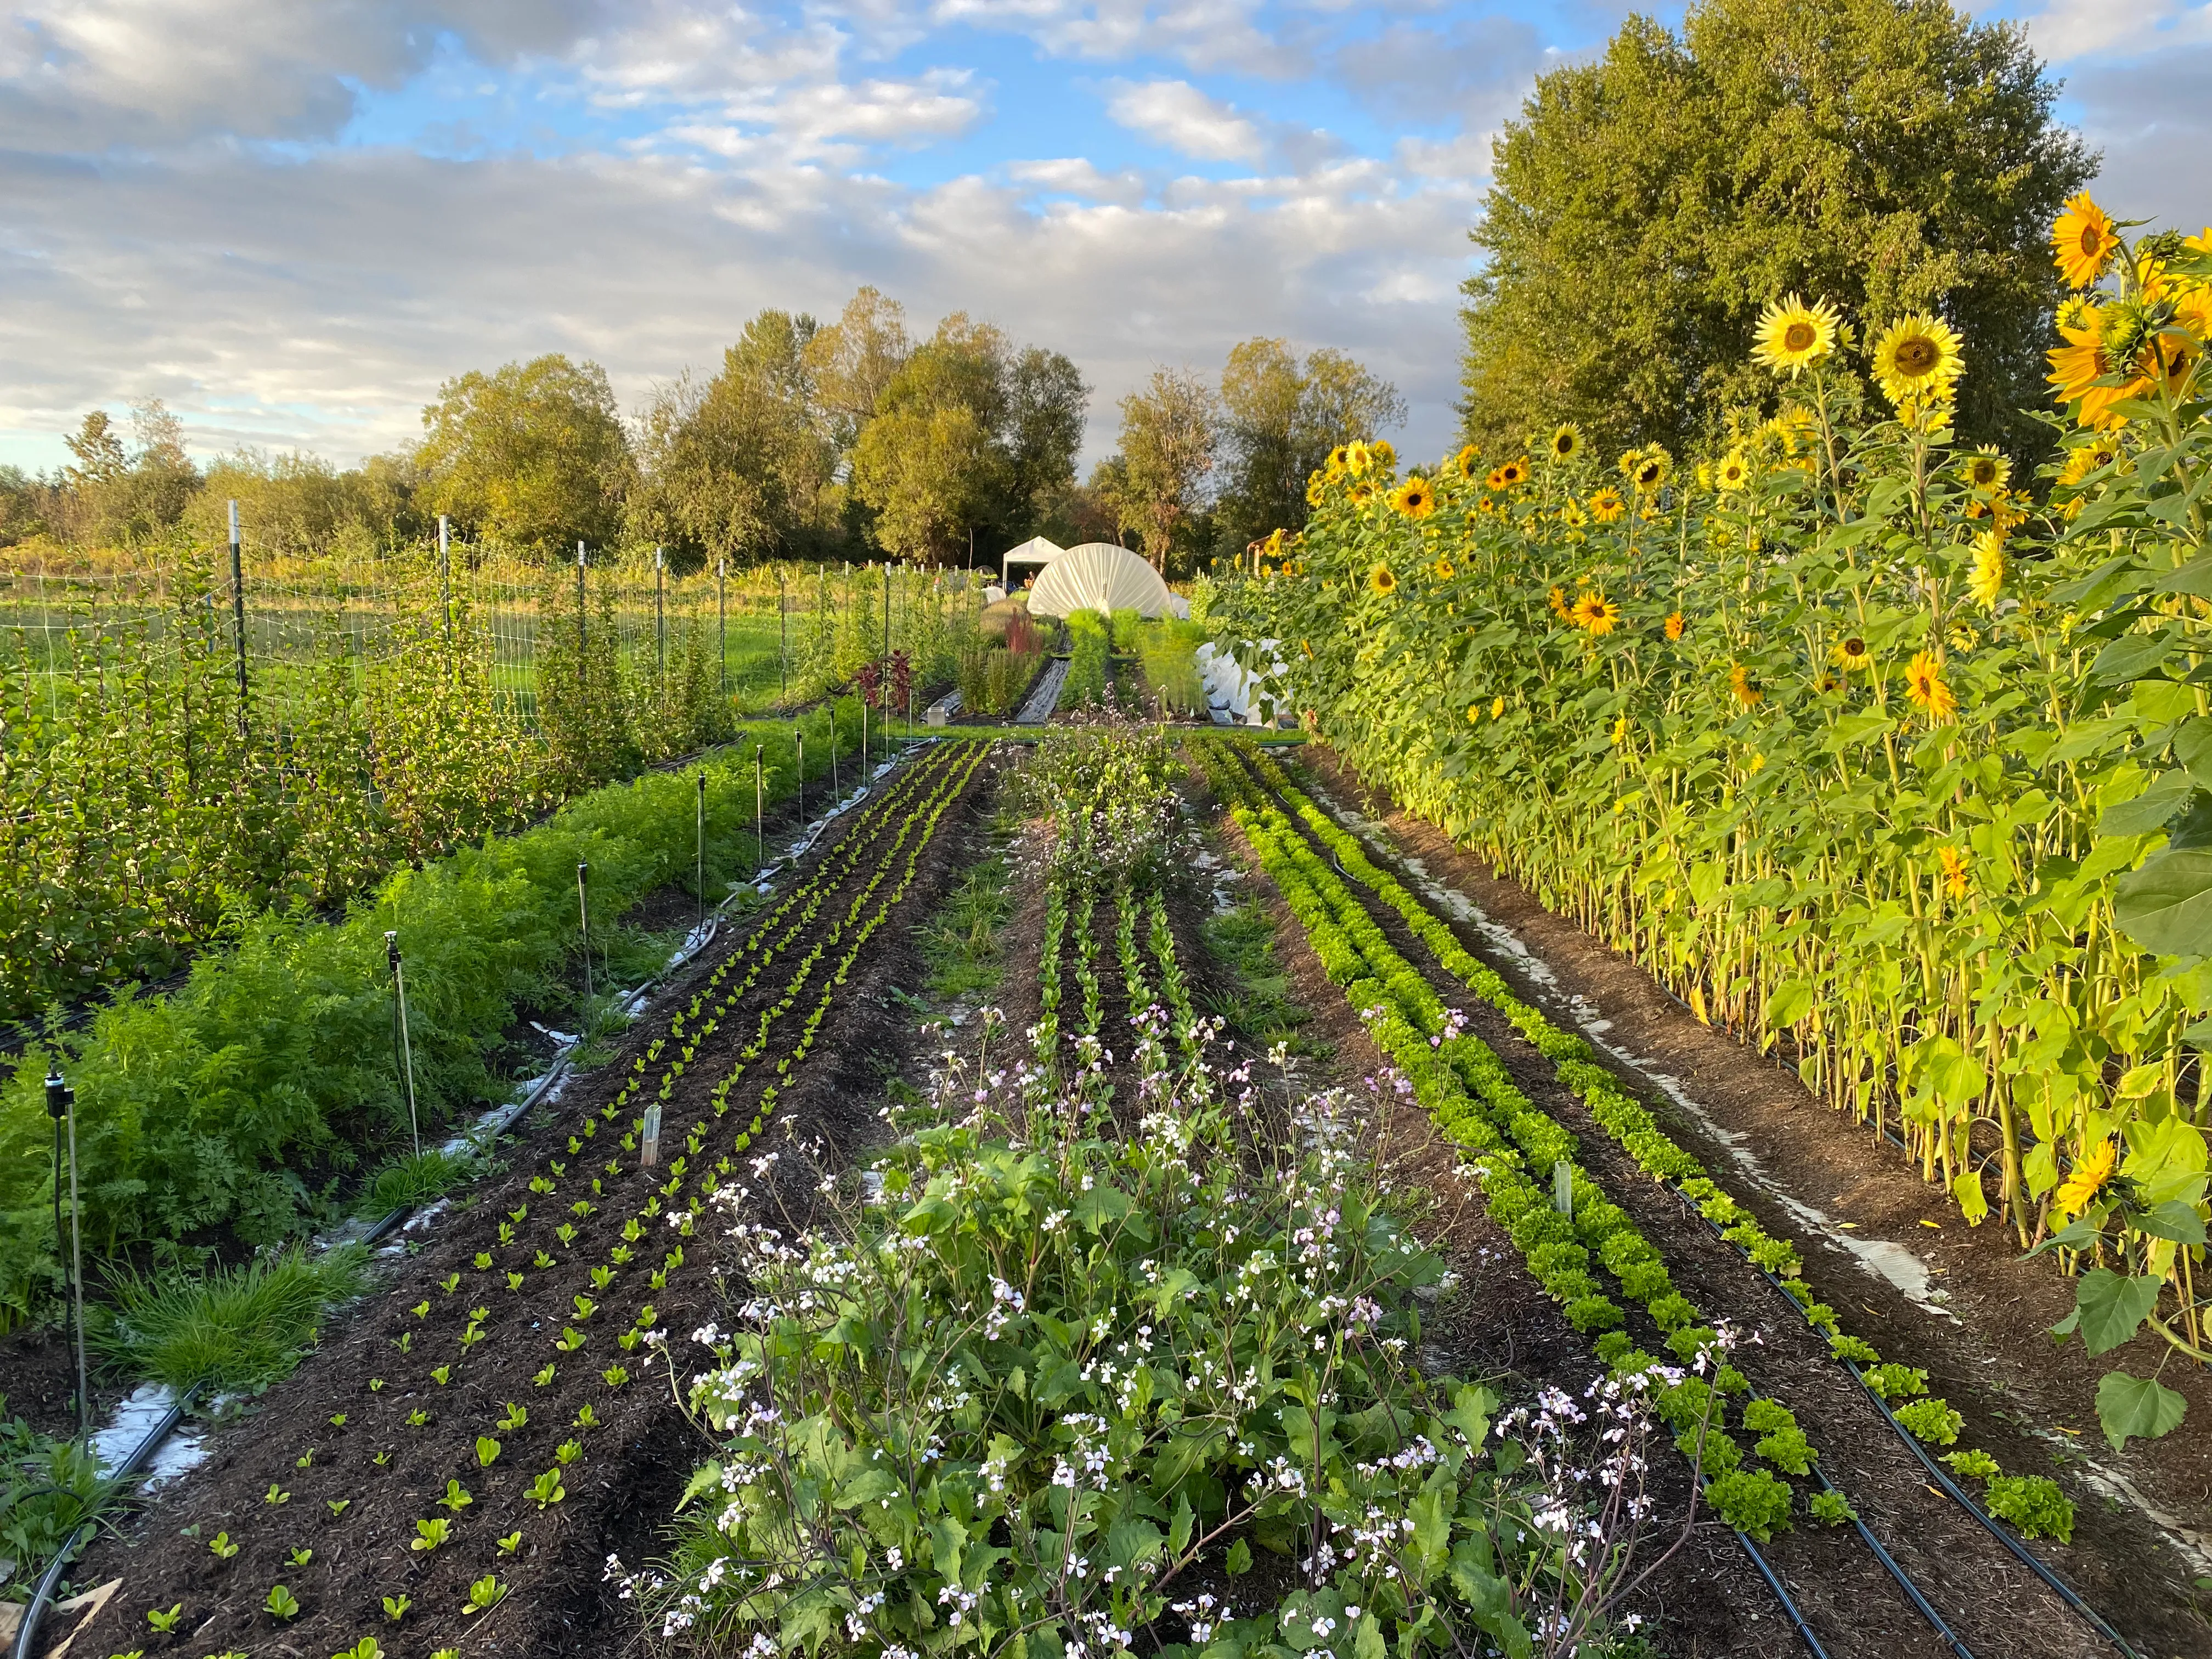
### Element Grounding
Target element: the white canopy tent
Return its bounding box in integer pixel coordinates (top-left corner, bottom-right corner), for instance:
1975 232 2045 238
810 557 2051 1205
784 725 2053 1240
1000 535 1065 590
1026 541 1186 619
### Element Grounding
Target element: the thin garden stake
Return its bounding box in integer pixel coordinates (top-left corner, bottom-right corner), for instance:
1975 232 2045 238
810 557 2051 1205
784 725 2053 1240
696 770 707 930
654 546 667 681
754 743 764 874
437 514 453 653
882 559 891 664
386 932 421 1160
777 565 787 699
862 701 870 777
795 727 805 822
43 1072 87 1438
576 542 589 708
577 861 593 1000
829 720 839 802
720 560 730 701
227 499 248 729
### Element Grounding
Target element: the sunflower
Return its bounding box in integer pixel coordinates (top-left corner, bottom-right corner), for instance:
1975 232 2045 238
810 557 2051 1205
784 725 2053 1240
1728 663 1762 707
1968 528 2005 610
1325 445 1348 478
2052 194 2120 291
1390 477 1436 518
1485 466 1510 490
2056 1139 2118 1217
1904 651 1958 723
1547 585 1569 618
1870 313 1965 410
1628 447 1672 492
1548 423 1585 462
1832 636 1873 672
1491 696 1506 719
1716 450 1752 493
1610 714 1630 744
1346 439 1372 477
1959 448 2011 492
1938 845 1969 899
1372 438 1397 469
1305 476 1327 508
2057 439 2123 489
1349 481 1374 506
1454 443 1479 477
1570 592 1621 635
1498 456 1530 488
1751 293 1844 376
1664 611 1685 641
1559 501 1588 529
1589 486 1626 522
1368 561 1397 595
1467 702 1483 725
2045 313 2140 431
1434 557 1454 580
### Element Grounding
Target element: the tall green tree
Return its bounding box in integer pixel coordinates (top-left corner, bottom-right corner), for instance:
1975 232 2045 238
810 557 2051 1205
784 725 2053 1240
1106 368 1218 573
1214 339 1403 555
53 400 200 546
1460 0 2094 458
629 311 837 569
416 355 632 556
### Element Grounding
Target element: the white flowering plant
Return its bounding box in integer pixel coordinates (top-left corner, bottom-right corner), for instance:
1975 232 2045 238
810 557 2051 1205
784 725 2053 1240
622 1024 1656 1659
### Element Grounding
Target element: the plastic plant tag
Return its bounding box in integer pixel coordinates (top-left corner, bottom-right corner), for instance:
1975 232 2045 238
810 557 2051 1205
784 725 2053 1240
640 1103 662 1169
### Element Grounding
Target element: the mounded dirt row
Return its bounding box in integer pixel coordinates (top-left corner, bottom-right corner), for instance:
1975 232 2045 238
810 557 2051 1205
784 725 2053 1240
71 740 1000 1659
1301 748 2212 1659
1239 746 2133 1659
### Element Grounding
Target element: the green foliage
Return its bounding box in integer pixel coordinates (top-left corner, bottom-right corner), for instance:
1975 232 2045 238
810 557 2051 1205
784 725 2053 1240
921 854 1011 999
1462 0 2091 458
1213 338 1406 557
1063 608 1110 708
1136 617 1209 716
89 1244 368 1391
0 1402 117 1594
356 1147 481 1218
1982 1474 2074 1542
1703 1468 1794 1540
1892 1397 1965 1446
1807 1489 1857 1527
416 355 631 554
1199 899 1316 1050
2095 1369 2186 1451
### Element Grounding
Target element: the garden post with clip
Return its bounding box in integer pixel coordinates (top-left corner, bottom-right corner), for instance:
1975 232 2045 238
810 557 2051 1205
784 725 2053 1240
655 546 667 681
43 1071 88 1438
227 499 248 730
754 743 764 874
386 932 421 1160
696 769 707 929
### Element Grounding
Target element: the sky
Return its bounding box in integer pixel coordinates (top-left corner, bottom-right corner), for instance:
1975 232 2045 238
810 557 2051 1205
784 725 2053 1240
2 1 2208 481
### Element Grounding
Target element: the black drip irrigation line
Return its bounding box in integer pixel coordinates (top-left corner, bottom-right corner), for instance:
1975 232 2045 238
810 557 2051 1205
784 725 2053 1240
1685 1198 2142 1659
8 744 945 1656
1291 774 2141 1654
1731 1528 1833 1659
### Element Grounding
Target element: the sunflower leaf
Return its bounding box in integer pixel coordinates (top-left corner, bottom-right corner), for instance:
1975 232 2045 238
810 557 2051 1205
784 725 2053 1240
2070 1267 2159 1356
2095 1369 2186 1452
2114 846 2212 957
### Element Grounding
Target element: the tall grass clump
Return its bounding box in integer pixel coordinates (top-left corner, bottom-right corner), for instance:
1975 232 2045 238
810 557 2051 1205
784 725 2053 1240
91 1244 369 1392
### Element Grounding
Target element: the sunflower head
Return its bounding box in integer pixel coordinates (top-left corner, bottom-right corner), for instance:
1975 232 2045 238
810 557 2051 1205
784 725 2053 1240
1454 443 1479 477
1500 457 1530 488
1306 477 1327 508
1548 422 1585 462
1349 481 1374 505
1832 635 1872 671
2052 194 2120 291
1960 448 2011 492
1728 663 1762 707
1968 528 2005 610
1325 445 1347 477
1491 696 1505 719
1937 845 1969 899
1569 592 1621 636
1716 450 1752 493
1904 650 1958 723
2056 1138 2119 1217
1547 585 1568 618
1367 560 1397 595
1871 313 1965 411
1752 293 1844 376
1346 439 1372 477
1589 486 1626 523
1626 447 1672 492
1664 610 1685 641
1389 477 1436 519
2057 439 2124 489
1371 438 1397 469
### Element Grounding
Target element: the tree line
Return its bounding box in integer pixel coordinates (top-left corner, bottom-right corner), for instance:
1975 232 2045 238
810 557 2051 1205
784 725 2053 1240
2 288 1402 577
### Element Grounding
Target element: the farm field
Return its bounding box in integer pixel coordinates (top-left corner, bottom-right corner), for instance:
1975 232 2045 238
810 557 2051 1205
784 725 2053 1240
5 711 2196 1659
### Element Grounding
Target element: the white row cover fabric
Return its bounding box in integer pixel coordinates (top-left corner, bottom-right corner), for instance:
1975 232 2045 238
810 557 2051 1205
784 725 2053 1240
1027 541 1176 619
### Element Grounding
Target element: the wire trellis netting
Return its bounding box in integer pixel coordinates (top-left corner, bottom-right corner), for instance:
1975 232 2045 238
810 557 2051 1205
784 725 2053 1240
0 527 990 1026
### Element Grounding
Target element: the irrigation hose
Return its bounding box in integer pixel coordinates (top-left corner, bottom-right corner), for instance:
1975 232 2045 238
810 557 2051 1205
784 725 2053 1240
1732 1528 1833 1659
1285 757 2143 1659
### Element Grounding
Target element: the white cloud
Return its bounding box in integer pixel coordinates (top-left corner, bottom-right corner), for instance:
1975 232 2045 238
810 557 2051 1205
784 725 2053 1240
1105 78 1262 163
2024 0 2212 62
1007 156 1146 205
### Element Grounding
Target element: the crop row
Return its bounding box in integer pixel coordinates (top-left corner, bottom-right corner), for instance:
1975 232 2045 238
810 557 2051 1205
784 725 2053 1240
1242 742 2078 1541
98 738 989 1657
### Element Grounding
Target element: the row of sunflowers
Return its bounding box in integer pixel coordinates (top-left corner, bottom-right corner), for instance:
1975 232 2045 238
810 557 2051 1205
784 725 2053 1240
1212 196 2210 1447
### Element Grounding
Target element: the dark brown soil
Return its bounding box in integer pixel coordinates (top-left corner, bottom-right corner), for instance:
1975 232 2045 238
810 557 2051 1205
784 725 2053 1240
1180 753 1796 1659
61 741 1001 1659
1298 745 2212 1659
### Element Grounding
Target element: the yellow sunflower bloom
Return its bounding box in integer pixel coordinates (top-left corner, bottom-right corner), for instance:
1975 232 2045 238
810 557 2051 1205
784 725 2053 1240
1960 448 2010 491
1664 611 1685 641
1346 439 1372 477
1626 447 1672 492
1547 585 1569 618
1716 450 1752 493
1454 443 1479 477
1389 478 1436 518
1306 477 1327 507
1371 438 1396 469
1832 635 1872 672
1751 293 1844 376
2056 1139 2118 1217
1368 561 1397 595
1548 423 1584 462
1938 845 1969 898
1589 486 1626 522
1968 528 2005 610
1728 663 1762 707
1467 702 1483 724
2057 439 2123 490
2052 194 2120 291
1870 313 1965 411
1349 481 1374 505
1904 651 1958 723
2047 310 2142 430
1570 592 1621 635
1491 696 1505 719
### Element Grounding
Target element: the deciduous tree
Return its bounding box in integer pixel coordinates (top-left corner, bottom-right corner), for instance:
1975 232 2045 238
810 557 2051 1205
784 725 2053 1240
416 355 632 556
